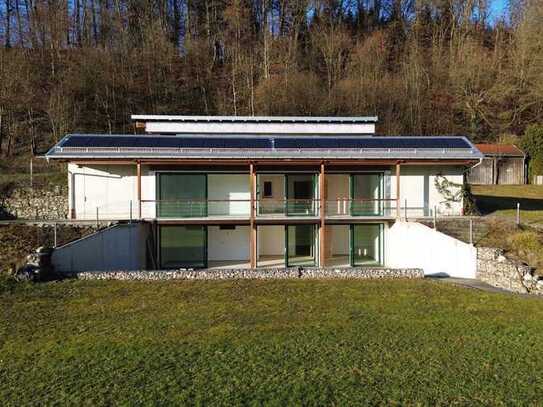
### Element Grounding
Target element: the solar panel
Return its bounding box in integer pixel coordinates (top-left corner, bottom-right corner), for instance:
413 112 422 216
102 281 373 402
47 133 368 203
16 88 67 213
60 135 472 150
62 135 272 149
273 137 471 149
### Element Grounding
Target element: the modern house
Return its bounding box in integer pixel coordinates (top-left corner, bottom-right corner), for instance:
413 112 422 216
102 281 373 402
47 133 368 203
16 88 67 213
45 115 483 272
467 144 526 185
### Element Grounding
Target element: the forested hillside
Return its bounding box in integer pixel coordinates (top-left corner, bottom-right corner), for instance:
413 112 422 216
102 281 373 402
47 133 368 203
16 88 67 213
0 0 542 161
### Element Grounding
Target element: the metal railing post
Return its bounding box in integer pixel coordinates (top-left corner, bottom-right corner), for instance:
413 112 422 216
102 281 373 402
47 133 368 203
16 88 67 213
96 207 99 227
469 218 473 245
516 202 520 225
129 200 133 223
53 223 57 248
404 199 407 221
433 205 437 229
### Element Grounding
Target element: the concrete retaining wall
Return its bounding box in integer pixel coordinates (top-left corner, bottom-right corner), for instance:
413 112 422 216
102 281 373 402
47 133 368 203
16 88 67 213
51 223 149 273
386 221 477 278
74 267 423 280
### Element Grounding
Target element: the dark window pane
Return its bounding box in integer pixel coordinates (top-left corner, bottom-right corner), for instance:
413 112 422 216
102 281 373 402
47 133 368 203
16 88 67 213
160 225 206 269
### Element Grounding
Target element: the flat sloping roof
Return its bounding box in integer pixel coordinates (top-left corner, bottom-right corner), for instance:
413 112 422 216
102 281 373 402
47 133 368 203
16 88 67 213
45 134 483 161
475 144 524 157
131 115 379 123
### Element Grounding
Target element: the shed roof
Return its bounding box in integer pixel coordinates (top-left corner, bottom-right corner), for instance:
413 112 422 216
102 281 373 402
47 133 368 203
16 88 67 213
475 144 525 157
131 115 379 123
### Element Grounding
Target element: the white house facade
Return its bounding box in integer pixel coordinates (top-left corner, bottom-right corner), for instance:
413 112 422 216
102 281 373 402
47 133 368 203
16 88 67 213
45 115 483 272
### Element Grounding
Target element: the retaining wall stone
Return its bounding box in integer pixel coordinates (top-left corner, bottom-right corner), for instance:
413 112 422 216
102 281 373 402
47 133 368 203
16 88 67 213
74 267 424 281
477 247 543 295
0 186 68 220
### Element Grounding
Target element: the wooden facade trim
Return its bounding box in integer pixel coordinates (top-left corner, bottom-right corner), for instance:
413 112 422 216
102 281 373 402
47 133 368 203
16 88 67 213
249 163 257 268
319 162 326 267
395 162 401 219
136 161 142 219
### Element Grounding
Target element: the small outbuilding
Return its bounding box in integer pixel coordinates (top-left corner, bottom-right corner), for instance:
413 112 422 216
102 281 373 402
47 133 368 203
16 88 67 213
468 144 526 185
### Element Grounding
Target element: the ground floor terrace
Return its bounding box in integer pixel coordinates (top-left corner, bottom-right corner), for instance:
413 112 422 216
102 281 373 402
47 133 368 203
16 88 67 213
156 222 385 270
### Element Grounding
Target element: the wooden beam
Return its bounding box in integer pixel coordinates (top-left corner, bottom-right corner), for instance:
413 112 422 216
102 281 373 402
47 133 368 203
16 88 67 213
319 162 326 267
395 162 401 219
137 161 142 219
249 163 257 268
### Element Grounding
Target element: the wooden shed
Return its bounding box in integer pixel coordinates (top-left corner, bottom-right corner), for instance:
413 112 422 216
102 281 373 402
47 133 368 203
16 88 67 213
468 144 526 185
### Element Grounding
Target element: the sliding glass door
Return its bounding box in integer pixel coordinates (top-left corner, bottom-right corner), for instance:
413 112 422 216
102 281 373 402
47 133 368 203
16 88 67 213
159 225 207 269
351 224 383 266
158 173 207 218
286 224 316 266
286 174 316 216
351 173 383 216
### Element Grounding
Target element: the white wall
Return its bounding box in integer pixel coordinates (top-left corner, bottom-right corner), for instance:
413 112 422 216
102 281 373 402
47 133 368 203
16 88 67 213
145 122 375 134
208 226 249 261
52 223 148 273
258 225 284 256
208 174 250 216
390 165 465 216
69 164 155 220
386 221 476 278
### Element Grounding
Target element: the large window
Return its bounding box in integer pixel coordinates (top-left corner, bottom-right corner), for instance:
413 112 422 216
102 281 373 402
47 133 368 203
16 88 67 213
286 224 316 266
351 224 383 266
351 173 383 216
159 225 207 269
286 174 316 216
158 173 206 218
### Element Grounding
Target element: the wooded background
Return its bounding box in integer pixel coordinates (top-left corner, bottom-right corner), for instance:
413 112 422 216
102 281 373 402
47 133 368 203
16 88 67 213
0 0 542 161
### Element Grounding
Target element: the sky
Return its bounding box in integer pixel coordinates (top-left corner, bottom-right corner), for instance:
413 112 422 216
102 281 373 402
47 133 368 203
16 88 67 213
489 0 509 23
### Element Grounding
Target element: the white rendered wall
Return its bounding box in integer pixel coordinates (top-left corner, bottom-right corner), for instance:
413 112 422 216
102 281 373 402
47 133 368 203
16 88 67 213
389 166 465 216
258 225 284 256
145 122 375 134
386 221 476 278
69 164 155 220
208 226 249 261
207 174 250 216
52 223 147 273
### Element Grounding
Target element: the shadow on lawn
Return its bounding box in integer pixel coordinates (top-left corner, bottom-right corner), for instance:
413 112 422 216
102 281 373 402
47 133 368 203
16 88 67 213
474 194 543 215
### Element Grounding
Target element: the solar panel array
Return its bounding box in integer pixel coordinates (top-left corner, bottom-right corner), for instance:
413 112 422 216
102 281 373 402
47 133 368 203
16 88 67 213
61 135 472 150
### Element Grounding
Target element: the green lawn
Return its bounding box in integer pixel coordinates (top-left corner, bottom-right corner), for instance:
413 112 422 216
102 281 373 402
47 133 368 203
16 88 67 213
472 185 543 224
2 279 543 405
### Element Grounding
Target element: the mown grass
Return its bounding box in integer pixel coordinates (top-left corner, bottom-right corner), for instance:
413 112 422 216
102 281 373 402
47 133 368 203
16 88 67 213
1 279 543 405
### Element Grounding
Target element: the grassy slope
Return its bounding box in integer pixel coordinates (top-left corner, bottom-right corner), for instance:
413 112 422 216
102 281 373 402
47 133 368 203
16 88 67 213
1 279 543 405
472 185 543 224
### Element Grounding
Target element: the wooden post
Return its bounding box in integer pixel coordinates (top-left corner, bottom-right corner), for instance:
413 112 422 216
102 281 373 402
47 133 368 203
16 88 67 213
137 161 142 219
319 162 326 267
395 162 401 219
249 163 257 268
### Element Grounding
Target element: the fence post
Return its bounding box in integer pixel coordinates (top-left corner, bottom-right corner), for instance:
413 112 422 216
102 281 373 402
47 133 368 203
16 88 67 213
433 206 437 230
469 218 473 245
404 199 407 221
516 202 520 225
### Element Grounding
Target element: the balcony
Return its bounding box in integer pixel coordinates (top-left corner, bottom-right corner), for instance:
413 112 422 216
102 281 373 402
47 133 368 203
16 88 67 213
257 199 318 217
325 198 397 218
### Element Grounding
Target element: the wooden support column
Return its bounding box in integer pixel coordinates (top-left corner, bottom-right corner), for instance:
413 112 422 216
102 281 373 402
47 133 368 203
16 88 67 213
249 163 257 268
319 162 326 267
395 161 401 219
137 161 142 219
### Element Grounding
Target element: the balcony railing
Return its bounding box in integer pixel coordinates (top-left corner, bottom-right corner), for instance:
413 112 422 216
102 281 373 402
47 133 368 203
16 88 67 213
141 200 251 218
325 198 397 217
257 199 318 217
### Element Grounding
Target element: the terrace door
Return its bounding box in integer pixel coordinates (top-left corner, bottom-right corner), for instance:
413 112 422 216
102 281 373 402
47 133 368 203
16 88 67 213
350 224 383 266
351 174 383 216
286 174 316 216
285 224 316 266
158 173 207 218
159 225 207 269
